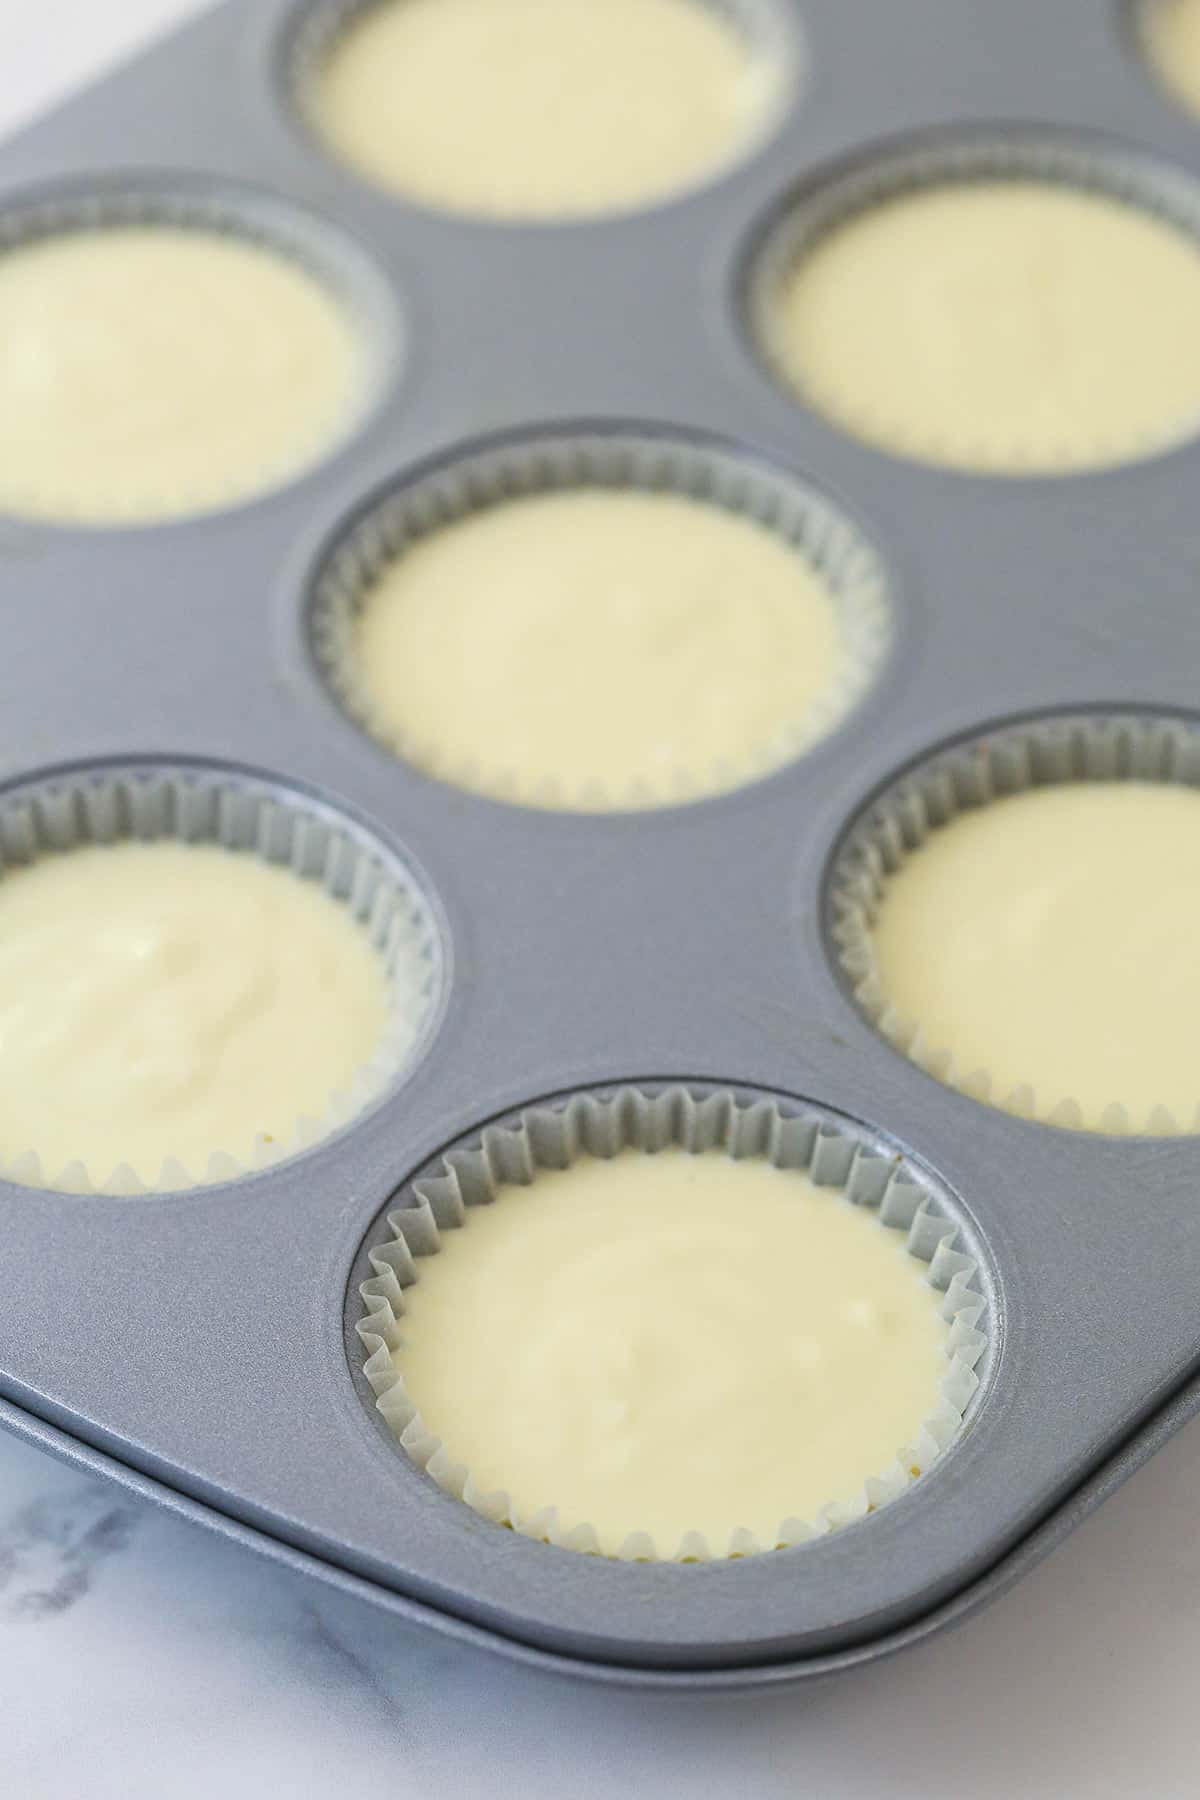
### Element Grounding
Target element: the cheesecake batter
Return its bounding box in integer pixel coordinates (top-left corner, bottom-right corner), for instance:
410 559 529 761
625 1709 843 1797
352 488 847 807
393 1149 950 1555
870 781 1200 1128
0 841 389 1185
1143 0 1200 120
0 225 362 523
311 0 779 218
765 180 1200 472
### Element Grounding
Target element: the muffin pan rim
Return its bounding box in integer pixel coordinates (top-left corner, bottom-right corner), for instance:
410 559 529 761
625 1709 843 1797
7 1369 1194 1692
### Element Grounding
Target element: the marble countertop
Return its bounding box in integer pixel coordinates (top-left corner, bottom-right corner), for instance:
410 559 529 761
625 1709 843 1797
2 6 1198 1793
5 1412 1200 1797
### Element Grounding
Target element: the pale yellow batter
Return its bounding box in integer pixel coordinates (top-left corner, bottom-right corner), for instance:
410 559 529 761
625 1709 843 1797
0 226 363 523
1142 0 1200 120
869 782 1200 1129
392 1150 951 1555
351 488 850 807
765 180 1200 472
0 842 389 1186
310 0 781 218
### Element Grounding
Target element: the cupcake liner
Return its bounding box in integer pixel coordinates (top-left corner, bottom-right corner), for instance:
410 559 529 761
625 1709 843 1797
356 1084 989 1561
0 180 394 524
829 711 1200 1133
747 132 1200 472
0 761 442 1193
282 0 797 218
308 429 891 811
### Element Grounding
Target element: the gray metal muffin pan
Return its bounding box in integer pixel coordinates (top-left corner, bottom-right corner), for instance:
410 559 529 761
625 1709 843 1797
3 0 1200 1689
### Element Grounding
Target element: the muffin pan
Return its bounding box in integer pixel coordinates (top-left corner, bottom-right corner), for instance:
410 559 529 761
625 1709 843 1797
4 0 1200 1689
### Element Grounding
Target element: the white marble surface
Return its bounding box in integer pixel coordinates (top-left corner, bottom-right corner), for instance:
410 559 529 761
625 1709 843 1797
7 1416 1200 1797
2 4 1200 1793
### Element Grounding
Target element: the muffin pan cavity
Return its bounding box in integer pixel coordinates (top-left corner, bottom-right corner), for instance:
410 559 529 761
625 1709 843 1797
828 713 1200 1135
0 179 400 524
355 1084 989 1561
6 0 1200 1691
747 133 1200 473
0 760 445 1191
306 428 891 810
282 0 801 220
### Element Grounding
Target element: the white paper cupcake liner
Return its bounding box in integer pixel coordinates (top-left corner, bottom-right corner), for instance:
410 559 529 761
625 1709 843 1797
747 132 1200 472
0 761 442 1193
829 711 1200 1133
356 1084 989 1561
308 428 892 811
0 180 394 524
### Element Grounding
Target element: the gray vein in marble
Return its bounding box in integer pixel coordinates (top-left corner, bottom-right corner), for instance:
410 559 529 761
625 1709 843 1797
0 1482 138 1622
296 1594 411 1735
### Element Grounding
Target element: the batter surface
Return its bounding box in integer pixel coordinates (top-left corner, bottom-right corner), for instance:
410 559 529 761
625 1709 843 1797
393 1150 950 1555
0 842 389 1184
766 180 1200 472
311 0 778 218
869 782 1200 1128
352 488 847 807
1143 0 1200 119
0 226 362 523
